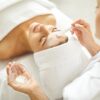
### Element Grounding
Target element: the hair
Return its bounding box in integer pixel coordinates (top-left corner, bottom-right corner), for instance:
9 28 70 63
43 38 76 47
97 0 100 6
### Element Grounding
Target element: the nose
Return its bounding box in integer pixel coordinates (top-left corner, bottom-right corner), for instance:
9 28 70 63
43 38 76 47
40 25 50 36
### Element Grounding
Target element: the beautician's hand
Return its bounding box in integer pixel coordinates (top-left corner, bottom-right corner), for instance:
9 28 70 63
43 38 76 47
6 62 38 95
71 19 93 47
71 19 100 56
6 62 48 100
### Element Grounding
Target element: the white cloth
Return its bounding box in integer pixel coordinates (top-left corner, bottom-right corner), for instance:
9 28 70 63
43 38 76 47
34 36 90 100
63 52 100 100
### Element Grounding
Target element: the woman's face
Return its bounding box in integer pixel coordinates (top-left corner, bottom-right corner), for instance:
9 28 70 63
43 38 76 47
96 0 100 38
27 23 68 52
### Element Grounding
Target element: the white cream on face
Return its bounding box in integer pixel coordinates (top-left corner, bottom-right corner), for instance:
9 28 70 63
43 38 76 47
15 75 28 84
46 28 71 47
53 28 71 36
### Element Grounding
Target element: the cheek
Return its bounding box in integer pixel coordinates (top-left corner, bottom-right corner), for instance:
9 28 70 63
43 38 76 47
28 36 40 51
95 10 100 38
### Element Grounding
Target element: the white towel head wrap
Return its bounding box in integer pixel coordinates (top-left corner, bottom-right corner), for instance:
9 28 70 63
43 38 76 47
0 0 55 41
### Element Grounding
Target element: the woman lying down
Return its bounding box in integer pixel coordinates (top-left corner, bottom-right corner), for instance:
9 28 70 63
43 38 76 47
3 10 100 100
1 0 100 100
1 21 89 100
4 0 100 100
1 3 100 100
0 0 90 100
6 18 100 100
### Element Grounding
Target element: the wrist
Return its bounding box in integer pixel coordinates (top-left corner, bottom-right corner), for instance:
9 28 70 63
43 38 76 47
28 86 48 100
86 42 100 56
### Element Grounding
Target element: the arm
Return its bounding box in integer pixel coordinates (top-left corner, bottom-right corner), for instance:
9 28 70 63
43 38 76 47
71 19 100 56
6 62 48 100
29 87 48 100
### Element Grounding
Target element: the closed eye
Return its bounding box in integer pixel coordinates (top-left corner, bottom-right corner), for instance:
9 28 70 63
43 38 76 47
52 27 57 32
